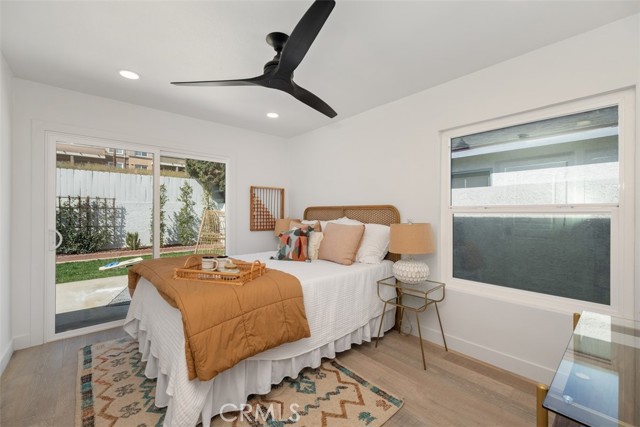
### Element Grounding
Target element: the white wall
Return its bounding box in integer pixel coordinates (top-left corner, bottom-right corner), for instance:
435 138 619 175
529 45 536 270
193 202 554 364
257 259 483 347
288 15 639 382
11 80 289 348
0 53 14 374
636 13 640 324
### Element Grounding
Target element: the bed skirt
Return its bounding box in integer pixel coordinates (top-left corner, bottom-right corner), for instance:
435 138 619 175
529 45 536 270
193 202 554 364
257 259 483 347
127 310 395 427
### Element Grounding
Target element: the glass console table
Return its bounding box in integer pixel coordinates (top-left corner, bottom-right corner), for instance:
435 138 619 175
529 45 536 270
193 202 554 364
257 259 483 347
540 311 639 427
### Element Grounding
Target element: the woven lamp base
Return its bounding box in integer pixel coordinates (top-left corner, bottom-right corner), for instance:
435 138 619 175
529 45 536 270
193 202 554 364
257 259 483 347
392 259 430 284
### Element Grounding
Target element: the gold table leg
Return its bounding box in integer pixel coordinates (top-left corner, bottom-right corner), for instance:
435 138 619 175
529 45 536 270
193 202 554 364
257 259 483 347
397 306 407 335
434 302 448 351
375 302 388 348
415 311 427 370
536 383 549 427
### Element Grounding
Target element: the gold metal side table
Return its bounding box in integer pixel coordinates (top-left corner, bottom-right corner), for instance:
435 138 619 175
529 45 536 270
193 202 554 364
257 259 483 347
375 276 448 370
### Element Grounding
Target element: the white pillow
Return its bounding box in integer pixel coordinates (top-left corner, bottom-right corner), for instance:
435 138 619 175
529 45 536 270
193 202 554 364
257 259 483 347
301 219 322 231
321 216 363 231
334 216 363 225
356 223 390 264
308 231 324 260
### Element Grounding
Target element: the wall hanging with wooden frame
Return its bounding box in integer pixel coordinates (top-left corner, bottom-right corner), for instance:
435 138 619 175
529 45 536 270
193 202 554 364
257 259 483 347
250 186 284 231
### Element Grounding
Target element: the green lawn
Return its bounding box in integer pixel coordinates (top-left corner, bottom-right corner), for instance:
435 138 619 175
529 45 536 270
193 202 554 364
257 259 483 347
55 251 194 284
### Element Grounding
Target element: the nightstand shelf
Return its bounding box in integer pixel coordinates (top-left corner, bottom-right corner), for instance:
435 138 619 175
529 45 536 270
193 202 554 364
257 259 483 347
375 276 447 370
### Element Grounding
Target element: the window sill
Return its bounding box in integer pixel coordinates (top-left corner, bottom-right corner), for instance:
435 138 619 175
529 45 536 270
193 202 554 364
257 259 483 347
445 277 623 318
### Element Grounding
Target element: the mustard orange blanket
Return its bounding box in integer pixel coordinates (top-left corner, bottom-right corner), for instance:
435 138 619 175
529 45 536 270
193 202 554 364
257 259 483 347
128 256 310 381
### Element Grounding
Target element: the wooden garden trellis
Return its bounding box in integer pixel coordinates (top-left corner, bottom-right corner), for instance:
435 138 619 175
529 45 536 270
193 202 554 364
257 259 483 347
56 196 118 253
56 196 117 234
195 210 226 255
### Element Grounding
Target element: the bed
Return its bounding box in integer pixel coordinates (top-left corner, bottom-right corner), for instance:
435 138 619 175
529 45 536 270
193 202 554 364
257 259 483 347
123 205 401 427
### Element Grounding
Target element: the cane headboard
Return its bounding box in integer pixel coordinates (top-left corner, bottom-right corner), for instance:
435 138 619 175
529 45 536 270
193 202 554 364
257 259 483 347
304 205 401 261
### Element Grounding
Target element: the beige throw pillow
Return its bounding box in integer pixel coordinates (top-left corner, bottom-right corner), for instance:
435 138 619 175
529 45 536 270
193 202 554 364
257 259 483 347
308 232 324 260
318 223 365 265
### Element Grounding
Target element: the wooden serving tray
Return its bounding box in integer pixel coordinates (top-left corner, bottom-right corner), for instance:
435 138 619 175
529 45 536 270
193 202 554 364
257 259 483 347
174 256 266 286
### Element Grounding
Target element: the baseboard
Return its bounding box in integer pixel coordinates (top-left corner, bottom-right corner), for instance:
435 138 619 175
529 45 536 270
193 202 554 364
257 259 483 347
416 323 555 384
0 339 14 376
12 334 31 350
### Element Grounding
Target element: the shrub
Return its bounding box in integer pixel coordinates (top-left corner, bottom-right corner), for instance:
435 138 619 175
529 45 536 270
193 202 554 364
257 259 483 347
125 232 141 250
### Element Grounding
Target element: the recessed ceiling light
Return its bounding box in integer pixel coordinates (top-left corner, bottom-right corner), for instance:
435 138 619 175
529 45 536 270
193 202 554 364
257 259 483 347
119 70 140 80
266 112 279 119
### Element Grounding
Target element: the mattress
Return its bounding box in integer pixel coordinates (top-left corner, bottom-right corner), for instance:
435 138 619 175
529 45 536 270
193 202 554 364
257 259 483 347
124 252 396 427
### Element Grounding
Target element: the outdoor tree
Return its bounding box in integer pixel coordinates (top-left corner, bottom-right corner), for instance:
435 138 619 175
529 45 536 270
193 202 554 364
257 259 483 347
185 160 226 203
175 181 198 246
150 184 168 246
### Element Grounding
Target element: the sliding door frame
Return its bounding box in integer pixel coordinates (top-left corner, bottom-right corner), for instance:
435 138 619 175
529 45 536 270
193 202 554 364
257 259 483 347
44 131 232 342
44 131 162 342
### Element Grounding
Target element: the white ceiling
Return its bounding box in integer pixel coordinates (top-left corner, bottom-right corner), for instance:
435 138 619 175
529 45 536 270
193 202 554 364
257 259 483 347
2 1 639 138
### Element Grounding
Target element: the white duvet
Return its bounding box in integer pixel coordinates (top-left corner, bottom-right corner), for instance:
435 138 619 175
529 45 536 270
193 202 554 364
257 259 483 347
124 252 396 426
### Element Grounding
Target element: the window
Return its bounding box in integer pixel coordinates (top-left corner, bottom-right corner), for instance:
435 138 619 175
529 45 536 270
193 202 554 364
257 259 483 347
134 164 147 170
451 170 491 189
453 213 611 303
116 162 124 168
442 92 633 309
134 151 148 157
450 107 619 207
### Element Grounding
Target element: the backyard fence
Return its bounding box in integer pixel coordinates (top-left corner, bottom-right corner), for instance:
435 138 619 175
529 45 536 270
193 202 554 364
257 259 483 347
56 168 224 250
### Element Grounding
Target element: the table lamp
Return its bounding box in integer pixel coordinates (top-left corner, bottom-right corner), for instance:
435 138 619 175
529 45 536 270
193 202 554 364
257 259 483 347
389 223 435 284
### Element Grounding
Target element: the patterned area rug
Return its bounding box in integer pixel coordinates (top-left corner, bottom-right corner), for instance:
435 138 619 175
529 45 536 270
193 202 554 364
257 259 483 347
77 337 403 427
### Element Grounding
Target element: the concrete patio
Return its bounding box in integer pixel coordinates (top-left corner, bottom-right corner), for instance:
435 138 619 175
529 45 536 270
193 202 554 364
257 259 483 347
56 275 129 314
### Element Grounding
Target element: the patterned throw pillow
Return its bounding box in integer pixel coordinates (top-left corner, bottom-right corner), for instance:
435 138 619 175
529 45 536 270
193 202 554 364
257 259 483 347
274 228 309 261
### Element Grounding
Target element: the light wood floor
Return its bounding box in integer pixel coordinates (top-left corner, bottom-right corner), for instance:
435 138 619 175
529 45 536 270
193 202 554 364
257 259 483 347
1 328 538 426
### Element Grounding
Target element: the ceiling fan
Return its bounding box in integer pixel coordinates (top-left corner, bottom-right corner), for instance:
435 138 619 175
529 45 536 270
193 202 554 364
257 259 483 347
171 0 337 118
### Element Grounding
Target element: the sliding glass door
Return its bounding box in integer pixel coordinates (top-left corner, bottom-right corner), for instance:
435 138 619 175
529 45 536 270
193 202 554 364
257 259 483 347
48 136 229 336
53 140 154 333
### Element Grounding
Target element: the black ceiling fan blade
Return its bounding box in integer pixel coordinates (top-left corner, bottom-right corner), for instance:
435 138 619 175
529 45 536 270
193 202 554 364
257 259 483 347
288 82 336 118
171 75 267 87
275 0 335 76
170 1 337 118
